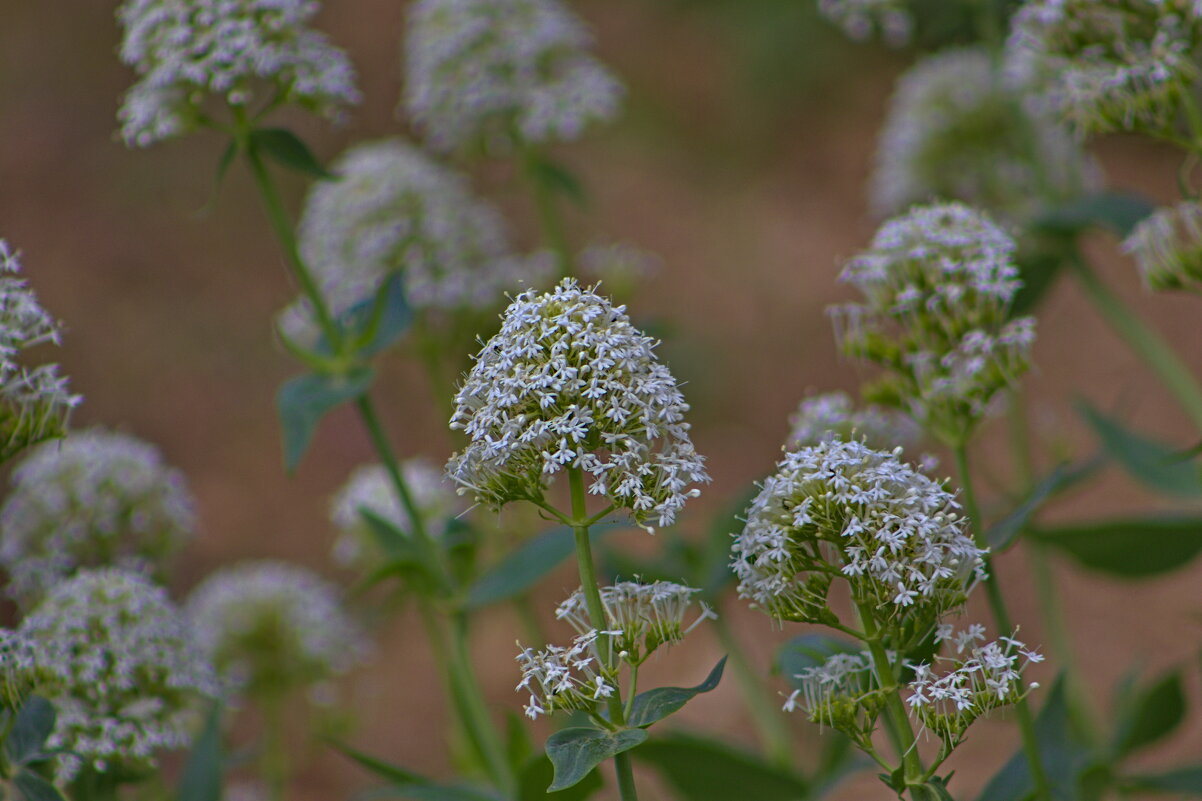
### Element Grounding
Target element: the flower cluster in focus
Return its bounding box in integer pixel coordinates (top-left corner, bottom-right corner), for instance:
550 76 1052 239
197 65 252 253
403 0 623 153
117 0 360 146
447 279 709 530
830 202 1036 444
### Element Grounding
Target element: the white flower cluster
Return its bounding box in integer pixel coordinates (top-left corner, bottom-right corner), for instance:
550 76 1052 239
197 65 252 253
282 139 554 346
732 440 985 625
403 0 624 153
447 280 709 530
329 459 458 569
186 561 369 696
515 629 618 720
0 628 42 709
907 624 1044 737
873 47 1096 224
817 0 913 47
786 390 921 452
0 427 197 609
117 0 360 146
0 241 79 465
556 581 715 663
20 569 217 782
783 650 883 729
831 203 1036 444
1123 200 1202 292
1006 0 1202 136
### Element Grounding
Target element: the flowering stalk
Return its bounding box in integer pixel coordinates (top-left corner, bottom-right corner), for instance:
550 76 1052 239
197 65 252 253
234 121 513 795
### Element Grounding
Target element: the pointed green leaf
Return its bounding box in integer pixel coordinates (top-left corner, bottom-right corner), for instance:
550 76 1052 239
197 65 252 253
517 755 603 801
465 523 625 610
328 739 427 785
215 140 238 187
1121 767 1202 794
1030 517 1202 577
276 367 374 471
1112 670 1186 758
13 771 65 801
248 128 334 179
624 657 726 728
337 274 414 358
5 697 55 767
775 634 858 688
987 459 1101 551
545 728 648 792
1011 250 1064 318
526 155 586 206
1079 403 1201 498
360 509 420 563
632 731 808 801
177 703 223 801
1032 191 1156 238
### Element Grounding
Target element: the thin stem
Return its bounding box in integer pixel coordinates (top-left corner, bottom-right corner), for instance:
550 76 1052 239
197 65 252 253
1066 253 1202 433
260 691 289 801
567 466 640 801
522 146 575 277
953 444 1051 801
711 614 795 770
448 611 517 795
855 602 924 791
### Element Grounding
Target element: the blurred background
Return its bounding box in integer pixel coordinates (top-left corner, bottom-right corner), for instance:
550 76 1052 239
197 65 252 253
1 0 1201 798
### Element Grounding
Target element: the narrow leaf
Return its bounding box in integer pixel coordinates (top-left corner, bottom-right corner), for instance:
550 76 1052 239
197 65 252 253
1030 517 1202 578
1011 250 1064 318
215 140 238 188
1122 767 1202 794
465 524 624 610
632 732 809 801
360 509 420 564
14 772 65 801
517 755 603 801
5 697 55 766
987 459 1100 551
177 703 223 801
545 728 648 792
249 128 334 179
337 274 414 358
1079 403 1201 498
624 657 726 728
1112 671 1186 757
328 740 427 785
276 367 374 472
1033 191 1156 237
526 156 586 206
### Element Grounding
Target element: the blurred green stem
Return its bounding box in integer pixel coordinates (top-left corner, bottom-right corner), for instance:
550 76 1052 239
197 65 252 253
567 466 639 801
954 444 1051 801
711 613 794 770
1066 252 1202 433
522 146 575 277
261 691 289 801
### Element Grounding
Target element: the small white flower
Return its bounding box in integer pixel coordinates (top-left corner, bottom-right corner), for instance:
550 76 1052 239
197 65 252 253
556 581 714 662
515 629 620 718
403 0 623 153
0 427 196 609
117 0 360 146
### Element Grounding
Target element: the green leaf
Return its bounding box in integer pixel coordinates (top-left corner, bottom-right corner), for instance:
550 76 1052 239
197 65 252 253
336 274 414 358
1121 767 1202 794
248 128 334 180
1011 249 1064 318
1078 403 1201 498
215 140 238 188
526 155 586 206
775 634 859 689
987 459 1101 552
976 676 1095 801
177 703 223 801
632 731 809 801
360 509 422 564
1033 191 1156 238
624 657 727 728
545 728 648 792
517 755 603 801
276 367 374 472
329 740 427 785
13 771 65 801
1030 517 1202 578
465 523 625 610
1112 670 1186 757
5 697 55 766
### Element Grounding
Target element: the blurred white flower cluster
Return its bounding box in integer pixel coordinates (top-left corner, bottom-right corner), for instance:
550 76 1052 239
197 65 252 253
786 390 921 452
817 0 913 47
1124 200 1202 292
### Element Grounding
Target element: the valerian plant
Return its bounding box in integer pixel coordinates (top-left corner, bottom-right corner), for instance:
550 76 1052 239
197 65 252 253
3 0 1202 800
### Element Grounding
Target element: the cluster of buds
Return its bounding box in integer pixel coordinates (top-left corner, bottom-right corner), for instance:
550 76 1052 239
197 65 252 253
873 46 1096 225
783 650 887 740
447 280 709 531
1006 0 1202 138
555 581 716 665
731 439 985 627
1123 201 1202 292
830 202 1036 445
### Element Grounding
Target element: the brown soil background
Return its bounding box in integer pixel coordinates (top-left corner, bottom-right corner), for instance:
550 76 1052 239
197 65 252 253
2 1 1201 799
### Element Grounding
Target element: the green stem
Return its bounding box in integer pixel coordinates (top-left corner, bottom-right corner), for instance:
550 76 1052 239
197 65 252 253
855 602 924 793
448 611 517 795
953 444 1051 801
567 466 640 801
522 146 575 277
711 614 795 770
1066 254 1202 433
261 691 289 801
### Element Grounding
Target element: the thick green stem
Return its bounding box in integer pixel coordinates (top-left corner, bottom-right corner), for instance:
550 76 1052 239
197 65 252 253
522 147 575 277
711 614 794 770
1066 255 1202 433
261 691 289 801
856 603 924 792
953 445 1051 801
567 467 640 801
